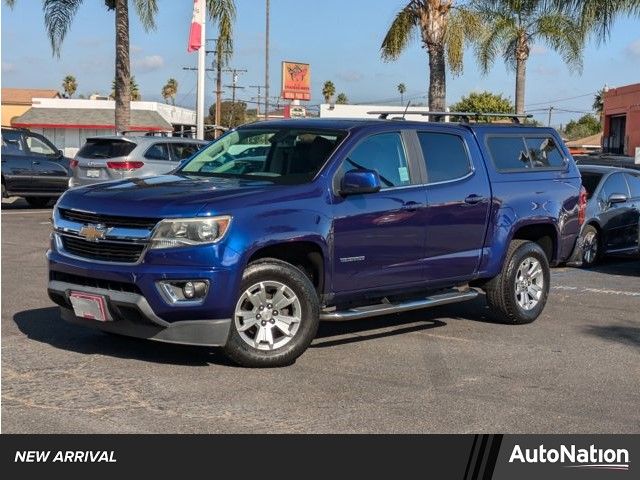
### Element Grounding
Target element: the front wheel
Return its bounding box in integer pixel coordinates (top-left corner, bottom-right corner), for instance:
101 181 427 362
484 240 550 324
222 258 319 368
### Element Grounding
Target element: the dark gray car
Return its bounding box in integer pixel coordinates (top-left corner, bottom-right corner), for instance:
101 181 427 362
1 127 72 208
573 164 640 266
70 135 208 187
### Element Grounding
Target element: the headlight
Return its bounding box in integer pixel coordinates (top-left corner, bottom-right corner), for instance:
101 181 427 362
150 216 232 249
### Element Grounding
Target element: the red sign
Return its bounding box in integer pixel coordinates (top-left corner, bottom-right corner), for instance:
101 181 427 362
282 62 311 101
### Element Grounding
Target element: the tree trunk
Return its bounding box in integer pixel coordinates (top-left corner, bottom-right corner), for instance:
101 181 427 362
515 57 526 115
114 0 131 133
428 44 446 112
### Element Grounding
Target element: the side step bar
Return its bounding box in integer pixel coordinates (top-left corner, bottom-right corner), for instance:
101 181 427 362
320 290 479 322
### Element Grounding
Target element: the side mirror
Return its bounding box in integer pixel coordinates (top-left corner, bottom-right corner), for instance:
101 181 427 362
340 169 382 196
608 193 628 205
57 149 64 158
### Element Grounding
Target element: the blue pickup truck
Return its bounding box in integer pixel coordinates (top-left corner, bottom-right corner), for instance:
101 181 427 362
47 117 585 367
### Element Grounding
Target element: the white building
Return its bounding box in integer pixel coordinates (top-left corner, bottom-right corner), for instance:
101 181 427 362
320 104 441 122
12 97 197 157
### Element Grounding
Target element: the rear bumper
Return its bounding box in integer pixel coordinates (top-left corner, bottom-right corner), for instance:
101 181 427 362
49 280 231 346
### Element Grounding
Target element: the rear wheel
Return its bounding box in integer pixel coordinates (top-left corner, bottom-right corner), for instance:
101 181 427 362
579 225 601 268
484 240 550 324
222 258 319 368
25 197 53 208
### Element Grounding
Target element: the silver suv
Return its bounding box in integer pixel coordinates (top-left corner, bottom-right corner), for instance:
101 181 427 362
70 135 208 187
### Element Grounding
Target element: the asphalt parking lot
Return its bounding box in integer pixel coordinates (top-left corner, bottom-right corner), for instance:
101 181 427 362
2 198 639 433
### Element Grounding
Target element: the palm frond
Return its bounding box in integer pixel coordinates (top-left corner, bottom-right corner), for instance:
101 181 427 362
42 0 83 57
554 0 640 42
133 0 158 31
446 7 483 76
208 0 236 65
381 5 419 62
534 10 584 73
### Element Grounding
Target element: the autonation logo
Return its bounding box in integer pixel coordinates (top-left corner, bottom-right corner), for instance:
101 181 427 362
509 444 630 471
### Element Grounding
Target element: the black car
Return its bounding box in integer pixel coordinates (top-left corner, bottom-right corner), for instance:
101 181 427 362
573 165 640 267
1 127 71 207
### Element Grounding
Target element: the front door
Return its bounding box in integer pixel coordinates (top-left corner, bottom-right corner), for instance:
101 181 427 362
332 131 427 294
599 172 636 251
609 116 627 155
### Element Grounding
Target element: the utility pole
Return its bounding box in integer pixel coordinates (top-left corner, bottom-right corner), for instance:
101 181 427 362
196 2 206 140
249 85 266 119
223 68 247 127
547 106 554 127
265 0 270 120
206 39 231 138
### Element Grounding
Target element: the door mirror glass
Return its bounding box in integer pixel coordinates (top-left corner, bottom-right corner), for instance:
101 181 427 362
340 169 382 196
608 193 628 205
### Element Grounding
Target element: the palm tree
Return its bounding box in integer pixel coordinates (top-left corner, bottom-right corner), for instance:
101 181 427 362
593 88 605 119
322 81 336 104
6 1 235 133
162 78 179 105
554 0 640 41
112 76 141 101
62 75 78 98
397 83 407 104
472 0 585 114
336 93 348 105
381 1 481 112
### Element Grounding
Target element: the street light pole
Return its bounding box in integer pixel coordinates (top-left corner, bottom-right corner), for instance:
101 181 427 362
265 0 270 120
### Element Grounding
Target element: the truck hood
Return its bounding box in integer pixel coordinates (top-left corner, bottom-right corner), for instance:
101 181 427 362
57 174 279 218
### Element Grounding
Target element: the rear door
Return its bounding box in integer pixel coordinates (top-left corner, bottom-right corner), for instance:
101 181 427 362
623 172 640 250
415 128 491 282
143 142 173 175
599 172 636 251
1 130 32 192
24 132 69 193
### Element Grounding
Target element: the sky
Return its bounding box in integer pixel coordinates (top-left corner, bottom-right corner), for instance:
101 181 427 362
1 0 639 126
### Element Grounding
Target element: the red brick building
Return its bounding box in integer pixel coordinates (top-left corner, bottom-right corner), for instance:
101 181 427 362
602 83 640 157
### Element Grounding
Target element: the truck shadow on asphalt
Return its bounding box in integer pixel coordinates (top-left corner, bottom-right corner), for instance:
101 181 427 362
14 297 497 365
583 324 640 350
586 257 640 278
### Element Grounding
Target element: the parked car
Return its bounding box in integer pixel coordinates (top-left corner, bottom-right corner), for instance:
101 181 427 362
70 135 208 187
1 127 72 207
570 165 640 267
47 117 584 367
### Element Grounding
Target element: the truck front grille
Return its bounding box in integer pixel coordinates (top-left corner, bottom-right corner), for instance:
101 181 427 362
61 236 145 263
59 208 159 230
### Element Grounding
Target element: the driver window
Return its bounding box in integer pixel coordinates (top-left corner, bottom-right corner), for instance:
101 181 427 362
25 134 56 155
342 132 412 188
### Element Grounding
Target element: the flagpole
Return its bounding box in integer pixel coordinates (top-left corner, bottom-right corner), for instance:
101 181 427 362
196 1 206 140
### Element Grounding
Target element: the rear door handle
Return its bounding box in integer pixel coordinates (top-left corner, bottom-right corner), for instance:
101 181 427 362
401 201 421 212
464 194 485 205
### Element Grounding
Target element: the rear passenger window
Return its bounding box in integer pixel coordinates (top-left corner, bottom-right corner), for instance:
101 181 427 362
343 133 412 188
487 137 531 170
526 137 565 168
418 132 471 183
145 143 170 161
171 143 200 161
624 173 640 198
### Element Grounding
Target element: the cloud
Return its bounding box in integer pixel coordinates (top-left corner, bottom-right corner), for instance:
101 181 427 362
625 39 640 59
337 70 364 83
530 45 547 55
131 44 144 54
2 62 15 73
134 55 164 73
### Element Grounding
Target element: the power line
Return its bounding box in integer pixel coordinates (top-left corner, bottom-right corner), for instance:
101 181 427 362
525 91 597 108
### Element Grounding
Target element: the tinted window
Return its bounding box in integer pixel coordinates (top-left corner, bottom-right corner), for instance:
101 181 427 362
1 130 24 153
418 132 471 183
78 139 137 159
526 137 565 168
624 172 640 198
343 133 411 188
145 143 170 161
25 134 56 155
487 137 531 170
171 143 200 161
580 172 603 200
601 173 630 200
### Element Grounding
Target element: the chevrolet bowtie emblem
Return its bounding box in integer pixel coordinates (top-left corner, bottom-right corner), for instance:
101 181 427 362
79 223 108 242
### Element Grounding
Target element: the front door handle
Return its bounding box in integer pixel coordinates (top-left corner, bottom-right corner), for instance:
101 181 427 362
464 194 485 205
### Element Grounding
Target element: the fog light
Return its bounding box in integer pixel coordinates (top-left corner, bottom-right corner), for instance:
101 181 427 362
183 281 195 299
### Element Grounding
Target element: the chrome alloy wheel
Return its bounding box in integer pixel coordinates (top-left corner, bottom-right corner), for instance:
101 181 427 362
582 230 598 265
514 257 544 311
234 281 302 351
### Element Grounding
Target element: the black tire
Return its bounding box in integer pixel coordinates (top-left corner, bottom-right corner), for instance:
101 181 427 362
579 225 601 268
222 258 319 368
483 240 550 325
25 197 53 208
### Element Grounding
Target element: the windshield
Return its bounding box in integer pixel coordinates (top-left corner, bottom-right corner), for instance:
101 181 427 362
179 128 346 184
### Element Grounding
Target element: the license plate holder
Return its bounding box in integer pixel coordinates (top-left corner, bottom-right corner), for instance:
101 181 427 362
86 169 101 178
69 292 110 322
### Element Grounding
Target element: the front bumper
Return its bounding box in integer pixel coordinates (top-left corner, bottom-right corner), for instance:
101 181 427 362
48 280 231 346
